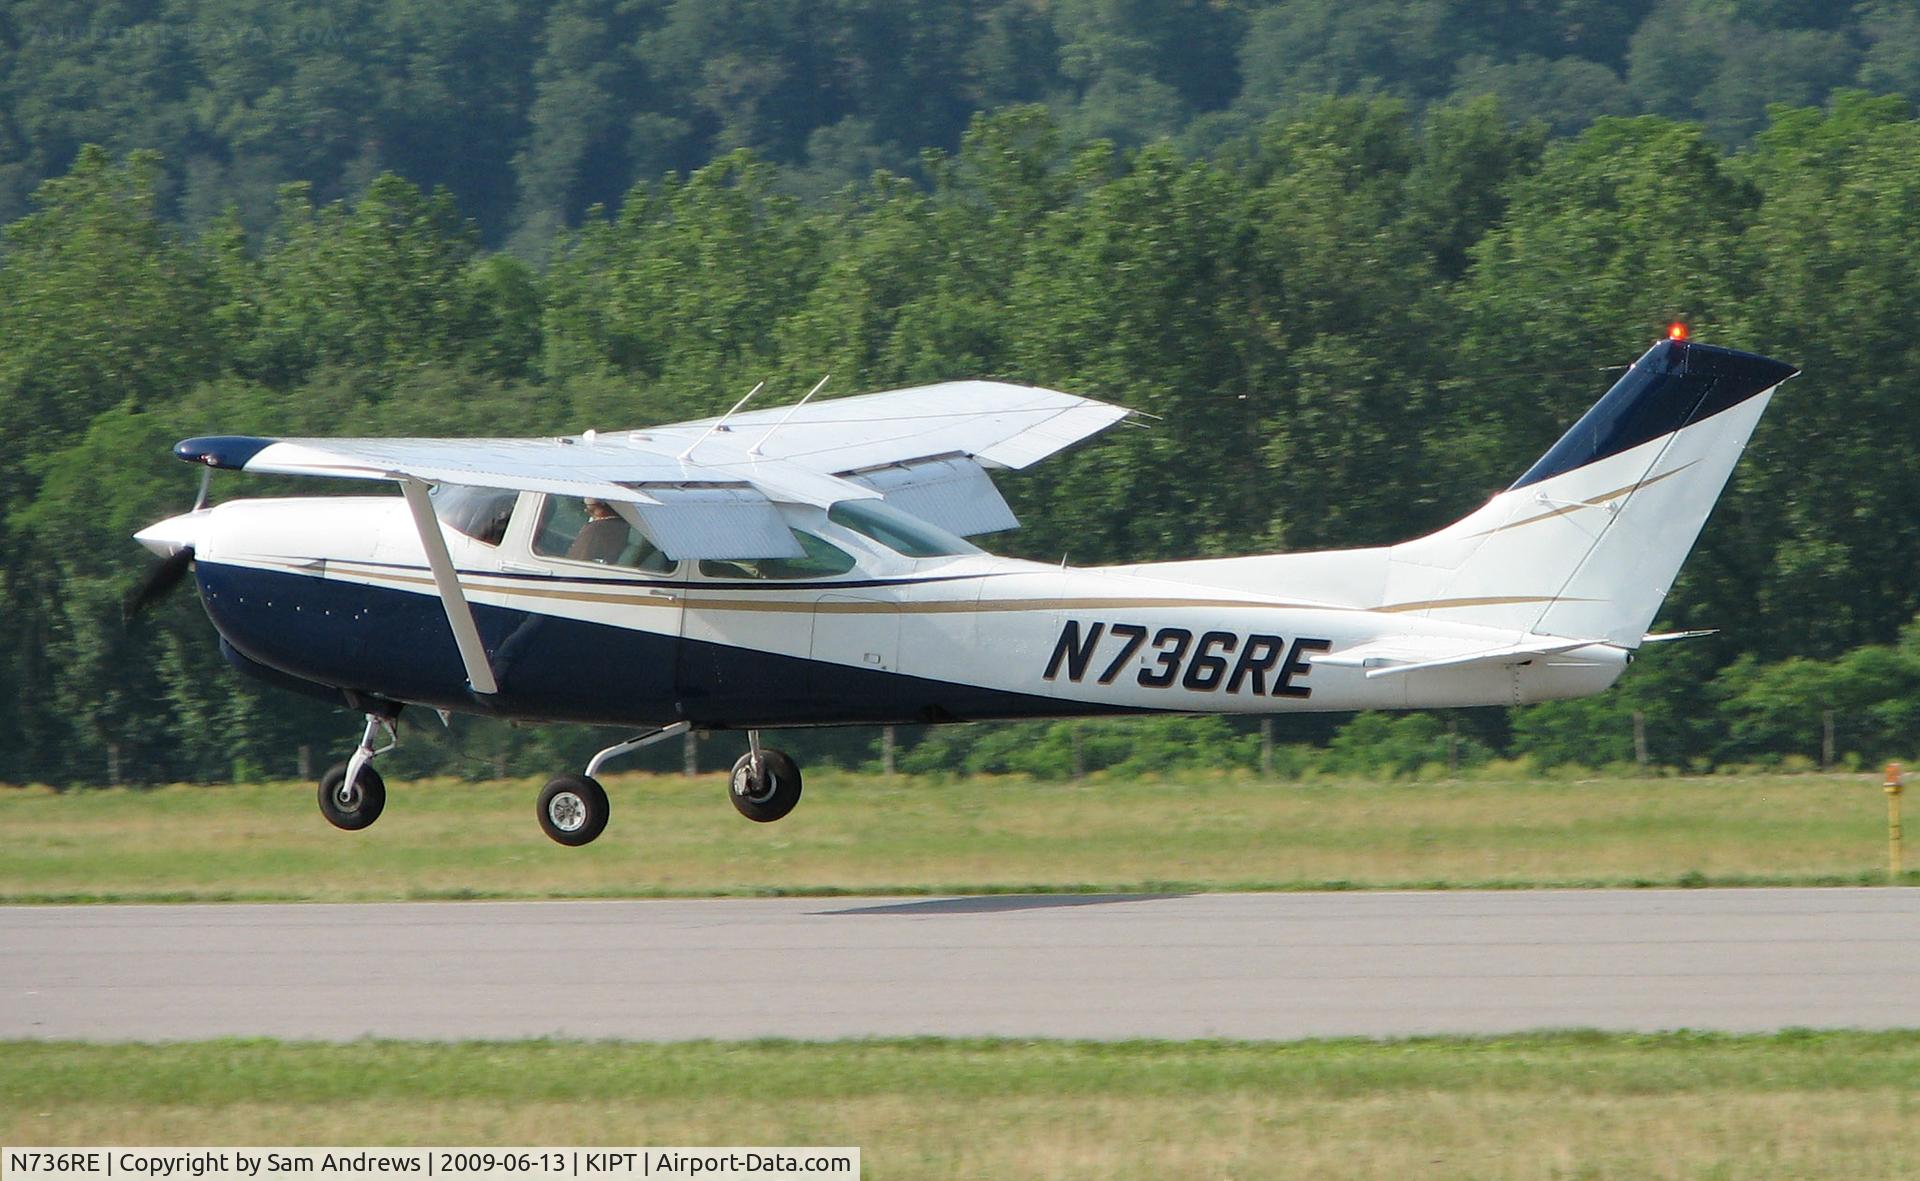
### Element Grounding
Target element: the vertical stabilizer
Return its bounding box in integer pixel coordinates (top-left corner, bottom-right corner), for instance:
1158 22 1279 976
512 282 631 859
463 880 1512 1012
1381 337 1797 644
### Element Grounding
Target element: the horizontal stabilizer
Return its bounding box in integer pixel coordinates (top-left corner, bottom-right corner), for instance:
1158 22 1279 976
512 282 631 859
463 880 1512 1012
1319 634 1614 679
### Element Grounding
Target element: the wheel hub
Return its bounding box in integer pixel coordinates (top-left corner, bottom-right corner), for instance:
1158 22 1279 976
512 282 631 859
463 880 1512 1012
734 766 777 804
548 791 587 832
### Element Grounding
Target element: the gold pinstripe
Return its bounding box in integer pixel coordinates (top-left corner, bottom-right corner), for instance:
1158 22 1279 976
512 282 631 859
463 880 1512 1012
1374 595 1587 614
237 556 1584 619
1466 461 1697 538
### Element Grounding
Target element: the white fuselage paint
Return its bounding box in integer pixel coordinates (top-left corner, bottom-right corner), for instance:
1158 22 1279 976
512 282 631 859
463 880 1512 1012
181 491 1627 721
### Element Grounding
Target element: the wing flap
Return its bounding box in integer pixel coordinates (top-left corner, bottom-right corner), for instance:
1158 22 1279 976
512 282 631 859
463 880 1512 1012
845 454 1020 536
617 486 803 560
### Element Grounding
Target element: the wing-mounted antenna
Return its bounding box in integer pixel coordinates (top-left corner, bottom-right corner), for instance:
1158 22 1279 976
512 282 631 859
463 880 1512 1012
749 375 830 457
679 381 765 462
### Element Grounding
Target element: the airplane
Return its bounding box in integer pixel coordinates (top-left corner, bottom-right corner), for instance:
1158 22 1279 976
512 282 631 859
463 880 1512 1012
132 328 1796 846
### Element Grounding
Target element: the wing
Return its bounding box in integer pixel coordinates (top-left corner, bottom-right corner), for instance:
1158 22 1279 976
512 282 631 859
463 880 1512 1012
657 380 1133 474
174 382 1123 701
175 380 1129 556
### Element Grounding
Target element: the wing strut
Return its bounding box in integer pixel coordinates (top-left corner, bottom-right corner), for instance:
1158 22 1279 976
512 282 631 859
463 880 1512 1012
399 479 500 696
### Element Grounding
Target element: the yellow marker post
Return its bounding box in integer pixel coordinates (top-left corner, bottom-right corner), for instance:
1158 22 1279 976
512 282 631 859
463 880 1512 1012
1885 762 1904 883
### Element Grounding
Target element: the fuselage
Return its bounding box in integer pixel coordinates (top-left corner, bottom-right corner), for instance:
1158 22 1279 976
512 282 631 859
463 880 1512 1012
152 488 1626 731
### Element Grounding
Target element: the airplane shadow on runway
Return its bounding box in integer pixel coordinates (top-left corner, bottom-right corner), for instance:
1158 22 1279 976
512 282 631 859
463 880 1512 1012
818 892 1187 916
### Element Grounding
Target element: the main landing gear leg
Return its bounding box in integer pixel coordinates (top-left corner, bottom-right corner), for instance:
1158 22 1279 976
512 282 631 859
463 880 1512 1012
536 721 691 847
729 730 802 823
318 713 396 831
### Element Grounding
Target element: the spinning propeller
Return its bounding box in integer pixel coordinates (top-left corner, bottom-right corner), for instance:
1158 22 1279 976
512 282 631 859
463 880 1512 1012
124 546 196 622
125 466 212 623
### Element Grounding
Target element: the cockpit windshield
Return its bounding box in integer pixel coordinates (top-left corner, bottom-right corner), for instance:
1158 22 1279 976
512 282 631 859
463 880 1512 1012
827 499 980 558
431 484 517 546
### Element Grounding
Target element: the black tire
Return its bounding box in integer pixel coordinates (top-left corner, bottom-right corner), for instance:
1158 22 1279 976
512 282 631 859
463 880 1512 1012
318 762 387 831
538 774 609 847
729 749 802 823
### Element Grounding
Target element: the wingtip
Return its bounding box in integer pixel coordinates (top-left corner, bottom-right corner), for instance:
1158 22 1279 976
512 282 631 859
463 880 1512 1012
174 435 276 470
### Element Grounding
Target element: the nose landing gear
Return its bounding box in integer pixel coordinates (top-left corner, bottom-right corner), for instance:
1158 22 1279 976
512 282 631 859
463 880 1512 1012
316 713 396 831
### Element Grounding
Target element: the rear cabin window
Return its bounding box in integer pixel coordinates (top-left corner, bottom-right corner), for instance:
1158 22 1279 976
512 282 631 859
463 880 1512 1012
699 531 856 580
431 485 518 546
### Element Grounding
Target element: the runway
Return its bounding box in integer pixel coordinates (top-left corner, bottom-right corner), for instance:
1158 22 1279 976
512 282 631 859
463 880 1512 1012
4 888 1917 1041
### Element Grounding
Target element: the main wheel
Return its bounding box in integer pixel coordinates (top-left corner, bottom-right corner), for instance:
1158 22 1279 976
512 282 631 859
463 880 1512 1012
729 749 802 823
538 773 609 847
318 762 387 831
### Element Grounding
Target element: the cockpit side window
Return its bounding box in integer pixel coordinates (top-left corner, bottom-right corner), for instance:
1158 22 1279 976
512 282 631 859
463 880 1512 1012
699 531 856 580
532 495 674 573
431 484 518 547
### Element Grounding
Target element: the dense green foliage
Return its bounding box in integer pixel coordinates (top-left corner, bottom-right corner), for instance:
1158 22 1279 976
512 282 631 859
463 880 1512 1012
5 2 1920 249
6 8 1920 784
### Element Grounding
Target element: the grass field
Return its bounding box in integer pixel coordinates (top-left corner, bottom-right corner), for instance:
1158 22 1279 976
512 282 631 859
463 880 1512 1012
0 768 1907 902
4 1034 1919 1179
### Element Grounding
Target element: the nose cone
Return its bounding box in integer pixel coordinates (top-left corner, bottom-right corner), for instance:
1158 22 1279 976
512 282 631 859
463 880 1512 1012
134 509 211 558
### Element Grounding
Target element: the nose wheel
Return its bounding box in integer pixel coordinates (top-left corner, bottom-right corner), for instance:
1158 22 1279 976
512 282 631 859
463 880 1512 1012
318 761 386 830
729 738 802 823
316 713 396 831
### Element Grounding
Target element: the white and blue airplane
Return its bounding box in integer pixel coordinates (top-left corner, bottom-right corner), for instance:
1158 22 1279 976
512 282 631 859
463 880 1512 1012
134 330 1795 845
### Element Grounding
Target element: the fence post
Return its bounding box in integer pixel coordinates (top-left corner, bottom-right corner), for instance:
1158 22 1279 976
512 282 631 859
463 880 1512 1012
882 725 896 776
683 728 698 777
297 744 312 781
1885 762 1904 883
1071 724 1085 780
107 742 121 787
1448 716 1460 779
1822 709 1835 770
1260 717 1273 778
1632 710 1649 773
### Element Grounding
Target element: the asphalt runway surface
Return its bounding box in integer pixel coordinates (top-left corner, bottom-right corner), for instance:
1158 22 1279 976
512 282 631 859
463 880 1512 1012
4 888 1918 1040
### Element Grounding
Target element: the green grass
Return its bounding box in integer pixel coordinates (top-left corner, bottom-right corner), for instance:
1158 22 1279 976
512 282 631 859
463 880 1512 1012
5 1034 1920 1178
0 768 1910 903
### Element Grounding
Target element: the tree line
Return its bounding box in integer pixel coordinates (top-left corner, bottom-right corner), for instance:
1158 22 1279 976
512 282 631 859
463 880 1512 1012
4 1 1920 252
7 92 1920 784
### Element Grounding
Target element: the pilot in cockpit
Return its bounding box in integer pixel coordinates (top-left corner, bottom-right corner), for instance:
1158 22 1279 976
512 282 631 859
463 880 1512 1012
567 498 629 563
